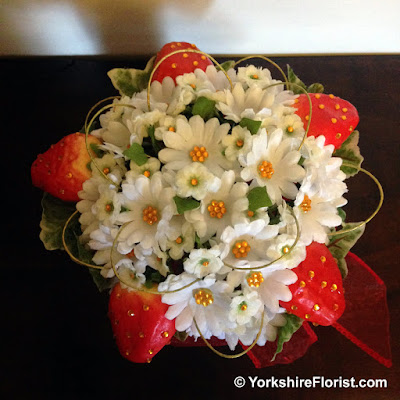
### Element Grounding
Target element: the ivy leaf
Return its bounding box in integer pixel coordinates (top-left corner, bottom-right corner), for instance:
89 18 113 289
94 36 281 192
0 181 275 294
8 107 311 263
39 193 76 251
333 130 364 177
247 186 272 212
239 118 262 135
287 65 324 94
307 82 324 93
107 56 155 97
287 65 307 94
192 97 216 121
217 60 236 71
272 314 303 361
123 143 148 166
328 222 366 278
174 196 200 214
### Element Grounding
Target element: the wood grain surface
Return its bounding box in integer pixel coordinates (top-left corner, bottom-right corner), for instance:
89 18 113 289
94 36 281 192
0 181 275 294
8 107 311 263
1 55 399 399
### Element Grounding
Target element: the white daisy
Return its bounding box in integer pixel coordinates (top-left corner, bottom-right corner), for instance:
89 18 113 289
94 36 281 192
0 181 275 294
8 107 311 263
117 172 177 252
222 125 253 162
237 65 273 89
165 215 196 260
220 220 279 269
158 115 231 177
186 170 249 240
229 290 263 325
240 129 305 204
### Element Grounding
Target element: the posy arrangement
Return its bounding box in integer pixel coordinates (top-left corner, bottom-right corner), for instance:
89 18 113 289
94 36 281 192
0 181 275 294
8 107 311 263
31 42 390 367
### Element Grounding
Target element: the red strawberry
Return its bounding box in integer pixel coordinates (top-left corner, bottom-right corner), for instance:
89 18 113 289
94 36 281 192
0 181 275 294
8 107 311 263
280 242 345 326
151 41 213 84
108 282 176 363
293 93 359 149
31 132 101 202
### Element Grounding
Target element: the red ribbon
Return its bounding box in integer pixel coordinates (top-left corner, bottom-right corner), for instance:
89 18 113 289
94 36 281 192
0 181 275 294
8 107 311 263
171 252 392 368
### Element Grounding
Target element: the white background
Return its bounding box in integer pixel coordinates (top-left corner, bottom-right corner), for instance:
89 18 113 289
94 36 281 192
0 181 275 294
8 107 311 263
1 0 399 56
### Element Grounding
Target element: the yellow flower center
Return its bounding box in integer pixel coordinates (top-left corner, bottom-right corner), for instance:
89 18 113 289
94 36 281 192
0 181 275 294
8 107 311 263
251 74 259 79
247 271 264 288
105 203 114 213
190 146 208 162
194 289 214 307
287 126 294 133
300 194 312 213
103 167 110 174
236 139 244 147
232 240 251 259
207 200 227 219
258 160 274 179
240 302 248 311
191 178 198 186
175 236 183 244
143 170 151 178
142 205 159 225
168 126 175 132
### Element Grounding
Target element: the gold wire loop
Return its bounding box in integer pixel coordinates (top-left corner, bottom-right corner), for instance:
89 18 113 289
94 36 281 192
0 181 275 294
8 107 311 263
147 48 234 111
62 210 103 270
328 164 384 236
110 221 200 294
84 96 121 133
194 311 265 359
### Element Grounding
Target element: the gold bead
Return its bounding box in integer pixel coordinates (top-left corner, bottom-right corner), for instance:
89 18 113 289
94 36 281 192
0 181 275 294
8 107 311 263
331 284 338 291
320 256 326 263
162 331 169 338
315 94 321 99
333 304 339 311
139 332 145 338
335 133 342 139
127 310 135 317
299 281 306 288
313 304 320 311
305 314 310 319
321 281 327 288
143 305 150 311
318 104 325 109
308 270 315 278
148 349 153 355
291 305 298 311
171 63 177 68
331 118 337 124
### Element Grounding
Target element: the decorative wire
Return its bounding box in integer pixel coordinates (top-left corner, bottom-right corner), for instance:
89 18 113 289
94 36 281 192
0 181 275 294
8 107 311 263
84 95 121 133
62 210 103 270
146 48 234 111
194 311 265 359
327 164 384 236
110 220 200 294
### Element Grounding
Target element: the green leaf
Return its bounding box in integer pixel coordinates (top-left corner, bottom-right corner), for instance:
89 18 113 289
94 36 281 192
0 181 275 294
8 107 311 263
337 207 347 222
247 186 272 212
217 60 235 71
39 193 77 251
239 118 262 135
307 82 324 93
272 314 303 361
148 125 163 155
107 56 155 97
174 196 200 214
287 65 324 94
123 143 148 166
333 130 364 177
192 97 216 121
328 222 366 277
287 65 307 94
90 143 104 158
88 268 115 292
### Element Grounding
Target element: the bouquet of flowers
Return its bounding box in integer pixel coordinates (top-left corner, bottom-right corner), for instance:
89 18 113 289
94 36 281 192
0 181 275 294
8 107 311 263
31 42 390 367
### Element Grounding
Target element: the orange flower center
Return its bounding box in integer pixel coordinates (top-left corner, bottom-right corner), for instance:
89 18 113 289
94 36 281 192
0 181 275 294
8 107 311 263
232 240 251 259
300 194 312 213
189 146 208 162
258 160 274 179
142 205 158 225
207 200 227 219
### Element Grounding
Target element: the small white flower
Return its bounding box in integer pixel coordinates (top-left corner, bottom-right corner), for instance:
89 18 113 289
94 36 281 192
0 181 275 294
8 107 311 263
93 188 122 224
237 65 273 89
165 216 196 260
127 157 160 179
222 125 253 162
184 246 229 278
174 163 221 200
240 129 305 204
176 72 216 103
229 291 263 325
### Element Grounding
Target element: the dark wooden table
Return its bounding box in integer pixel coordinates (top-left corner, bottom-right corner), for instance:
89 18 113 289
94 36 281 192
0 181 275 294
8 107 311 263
1 55 399 399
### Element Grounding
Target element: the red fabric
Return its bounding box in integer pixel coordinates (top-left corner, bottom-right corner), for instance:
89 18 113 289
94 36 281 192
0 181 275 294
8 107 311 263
170 252 392 368
333 252 392 367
